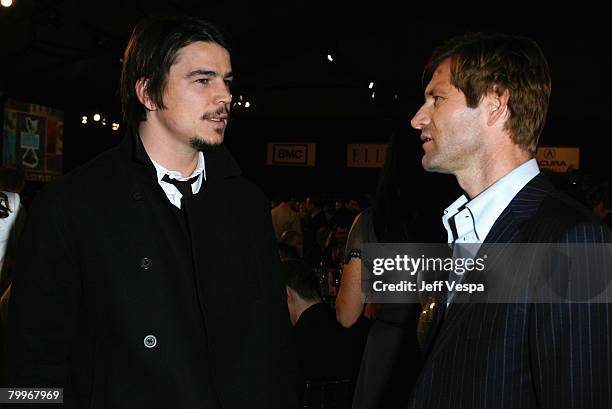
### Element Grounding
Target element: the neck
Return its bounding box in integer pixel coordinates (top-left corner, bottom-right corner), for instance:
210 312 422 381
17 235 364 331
456 145 531 199
139 121 199 176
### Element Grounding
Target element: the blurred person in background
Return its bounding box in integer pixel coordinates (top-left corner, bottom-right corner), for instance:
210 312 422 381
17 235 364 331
0 166 26 292
279 230 304 258
0 166 26 380
335 133 423 409
272 193 302 240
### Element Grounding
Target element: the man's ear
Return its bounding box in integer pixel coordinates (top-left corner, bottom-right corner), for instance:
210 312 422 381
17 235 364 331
487 88 510 126
135 78 157 111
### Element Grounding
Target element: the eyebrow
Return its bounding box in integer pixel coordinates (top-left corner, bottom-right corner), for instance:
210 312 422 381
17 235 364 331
186 70 234 79
425 84 447 98
424 87 438 98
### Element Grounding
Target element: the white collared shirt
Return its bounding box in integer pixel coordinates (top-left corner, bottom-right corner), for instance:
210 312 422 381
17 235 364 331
442 159 540 305
442 158 541 247
150 152 206 209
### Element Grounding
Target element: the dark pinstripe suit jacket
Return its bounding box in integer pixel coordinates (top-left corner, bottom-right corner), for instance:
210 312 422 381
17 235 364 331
407 173 612 409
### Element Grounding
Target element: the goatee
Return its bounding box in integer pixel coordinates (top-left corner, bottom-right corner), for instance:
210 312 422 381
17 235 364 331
190 135 223 152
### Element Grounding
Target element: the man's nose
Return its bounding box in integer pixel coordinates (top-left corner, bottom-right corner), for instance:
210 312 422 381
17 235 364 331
215 82 232 105
411 105 430 130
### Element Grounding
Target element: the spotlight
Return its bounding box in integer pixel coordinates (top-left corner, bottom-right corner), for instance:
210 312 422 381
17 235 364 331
93 113 101 122
81 116 88 124
111 123 120 131
327 54 334 62
1 0 13 8
244 101 251 108
368 82 374 89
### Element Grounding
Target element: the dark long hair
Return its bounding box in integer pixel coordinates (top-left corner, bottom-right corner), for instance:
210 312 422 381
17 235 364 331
372 132 417 243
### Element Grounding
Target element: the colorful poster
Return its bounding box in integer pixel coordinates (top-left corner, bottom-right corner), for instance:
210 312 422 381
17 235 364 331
2 98 63 181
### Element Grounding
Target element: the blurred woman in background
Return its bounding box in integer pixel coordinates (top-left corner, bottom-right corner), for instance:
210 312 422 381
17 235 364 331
335 133 425 409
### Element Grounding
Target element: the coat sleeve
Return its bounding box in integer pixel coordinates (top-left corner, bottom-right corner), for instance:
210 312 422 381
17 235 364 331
529 222 612 408
257 196 298 409
6 188 81 407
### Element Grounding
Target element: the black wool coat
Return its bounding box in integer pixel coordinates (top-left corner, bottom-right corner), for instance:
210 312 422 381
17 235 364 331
7 132 297 409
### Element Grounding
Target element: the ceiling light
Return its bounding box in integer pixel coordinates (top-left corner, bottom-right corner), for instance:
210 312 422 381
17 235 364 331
93 113 101 122
327 54 334 62
1 0 13 8
368 82 374 89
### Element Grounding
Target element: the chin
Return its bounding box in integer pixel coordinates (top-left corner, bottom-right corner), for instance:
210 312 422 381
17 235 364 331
422 156 436 172
422 157 449 174
190 133 225 150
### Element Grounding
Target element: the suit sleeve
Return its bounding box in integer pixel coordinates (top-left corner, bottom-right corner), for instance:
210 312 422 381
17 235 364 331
530 222 612 408
6 189 81 406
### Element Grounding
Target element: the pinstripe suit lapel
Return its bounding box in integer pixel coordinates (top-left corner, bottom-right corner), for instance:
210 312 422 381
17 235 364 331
426 173 550 361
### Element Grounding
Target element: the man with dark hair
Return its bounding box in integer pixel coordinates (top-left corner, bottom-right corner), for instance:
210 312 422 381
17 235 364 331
281 260 353 394
409 32 612 408
8 15 296 409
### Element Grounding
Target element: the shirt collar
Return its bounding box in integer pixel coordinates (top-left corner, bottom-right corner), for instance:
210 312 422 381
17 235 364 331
442 195 469 243
442 158 540 243
150 151 206 195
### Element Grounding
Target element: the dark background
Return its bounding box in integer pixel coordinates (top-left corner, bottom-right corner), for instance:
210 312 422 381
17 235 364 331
1 1 610 214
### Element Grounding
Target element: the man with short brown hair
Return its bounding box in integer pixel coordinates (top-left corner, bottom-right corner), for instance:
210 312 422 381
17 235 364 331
409 32 612 409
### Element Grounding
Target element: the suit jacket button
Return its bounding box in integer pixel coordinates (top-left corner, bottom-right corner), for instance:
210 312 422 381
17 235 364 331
140 257 152 269
133 192 142 201
144 335 157 348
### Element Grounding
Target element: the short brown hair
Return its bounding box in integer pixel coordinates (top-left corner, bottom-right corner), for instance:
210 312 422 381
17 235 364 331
424 32 551 155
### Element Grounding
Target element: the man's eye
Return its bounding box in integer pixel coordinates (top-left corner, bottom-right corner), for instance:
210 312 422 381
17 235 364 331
196 78 209 84
433 96 444 105
224 80 233 87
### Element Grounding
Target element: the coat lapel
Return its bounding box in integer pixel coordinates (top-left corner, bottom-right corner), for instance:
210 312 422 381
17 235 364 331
426 173 552 361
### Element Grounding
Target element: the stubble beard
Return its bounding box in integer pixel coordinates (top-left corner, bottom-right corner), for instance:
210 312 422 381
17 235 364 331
190 106 230 151
189 129 224 151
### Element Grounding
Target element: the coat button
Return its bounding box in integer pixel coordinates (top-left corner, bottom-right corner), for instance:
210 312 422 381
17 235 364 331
133 192 142 201
140 257 152 269
144 335 157 348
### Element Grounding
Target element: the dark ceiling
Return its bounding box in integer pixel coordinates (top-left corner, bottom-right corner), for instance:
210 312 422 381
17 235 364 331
1 1 611 190
2 1 611 122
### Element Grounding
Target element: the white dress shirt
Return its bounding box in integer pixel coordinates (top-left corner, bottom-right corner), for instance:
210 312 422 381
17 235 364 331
150 152 206 209
442 159 540 305
442 158 541 247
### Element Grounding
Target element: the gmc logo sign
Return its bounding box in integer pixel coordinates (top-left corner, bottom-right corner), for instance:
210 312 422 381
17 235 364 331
267 143 316 166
